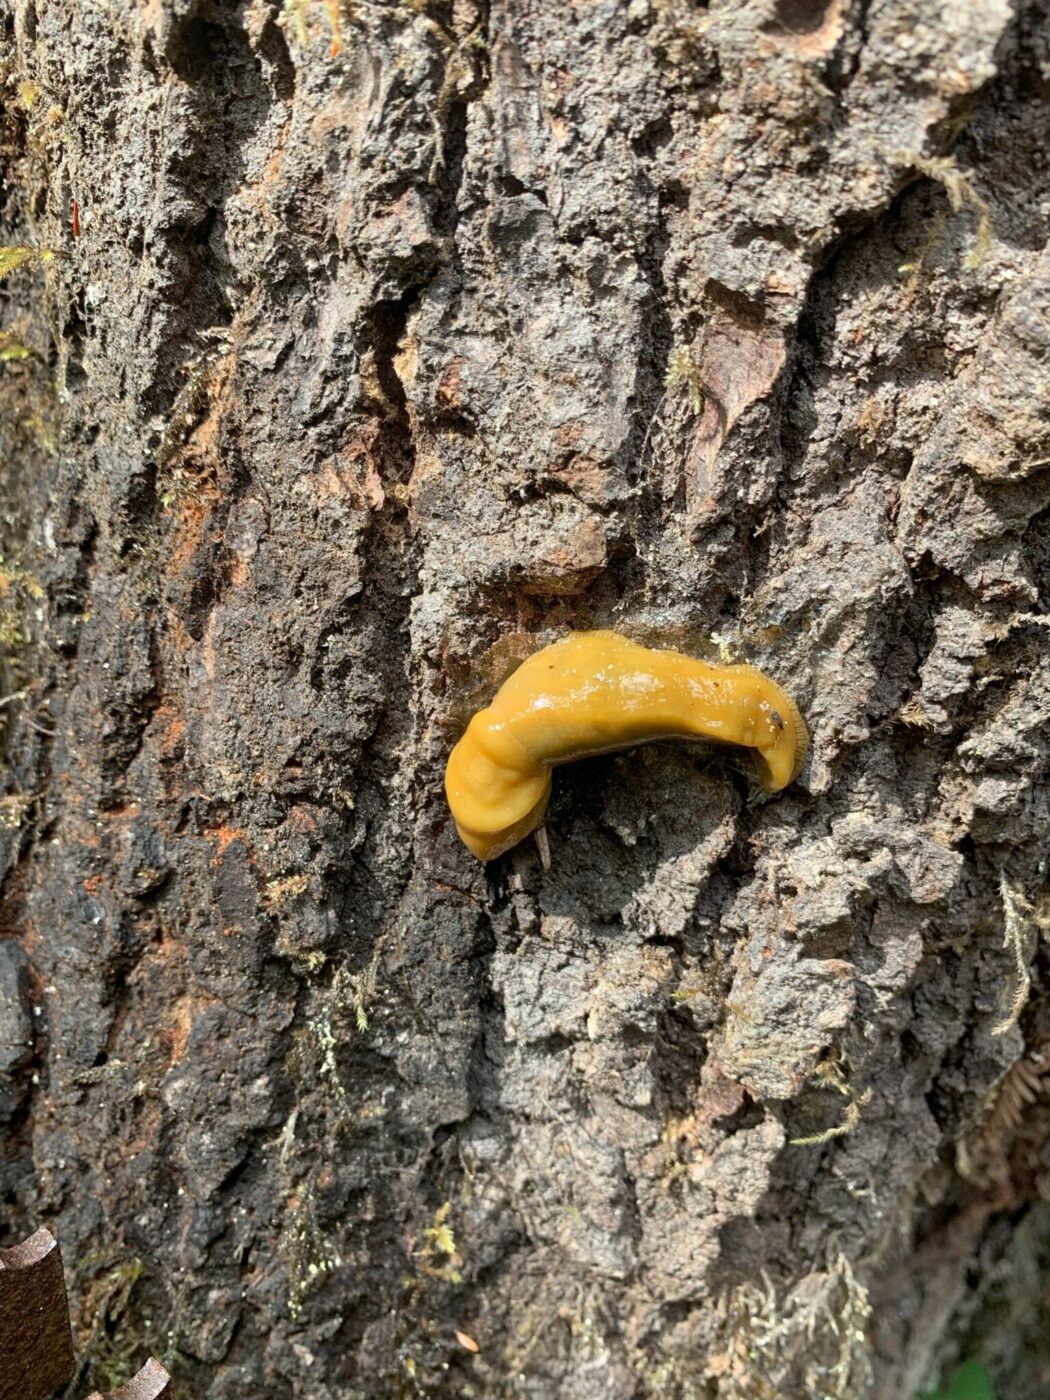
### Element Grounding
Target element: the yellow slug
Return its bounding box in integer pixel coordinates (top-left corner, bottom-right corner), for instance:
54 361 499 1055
444 630 808 861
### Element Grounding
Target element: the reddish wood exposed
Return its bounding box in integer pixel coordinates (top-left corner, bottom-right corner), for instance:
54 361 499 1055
0 1228 76 1400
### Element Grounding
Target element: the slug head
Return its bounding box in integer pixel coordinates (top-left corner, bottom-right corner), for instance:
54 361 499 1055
444 712 553 861
749 689 809 792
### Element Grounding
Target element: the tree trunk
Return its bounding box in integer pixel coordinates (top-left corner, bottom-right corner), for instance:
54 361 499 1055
2 0 1049 1396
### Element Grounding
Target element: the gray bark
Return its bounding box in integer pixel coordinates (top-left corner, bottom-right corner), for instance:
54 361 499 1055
1 0 1048 1395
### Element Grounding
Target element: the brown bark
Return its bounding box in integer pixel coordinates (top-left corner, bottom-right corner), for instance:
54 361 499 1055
1 0 1049 1396
0 1228 75 1400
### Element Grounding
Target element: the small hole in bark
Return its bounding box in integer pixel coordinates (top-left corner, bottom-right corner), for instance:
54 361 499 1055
661 181 690 212
713 1089 764 1135
768 0 835 35
168 18 227 84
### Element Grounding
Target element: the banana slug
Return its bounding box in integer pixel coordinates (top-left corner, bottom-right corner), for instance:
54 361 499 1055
444 630 808 861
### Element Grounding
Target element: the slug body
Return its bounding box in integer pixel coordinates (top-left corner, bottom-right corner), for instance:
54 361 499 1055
445 630 807 861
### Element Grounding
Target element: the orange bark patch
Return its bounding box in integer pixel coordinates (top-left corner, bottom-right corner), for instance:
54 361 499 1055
549 453 608 503
168 616 196 656
553 423 583 450
149 702 185 757
436 359 465 411
167 997 192 1068
311 424 386 511
206 824 248 864
288 805 319 835
168 497 213 578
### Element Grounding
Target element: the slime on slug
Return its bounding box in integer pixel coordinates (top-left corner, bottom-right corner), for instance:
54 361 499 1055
444 630 808 862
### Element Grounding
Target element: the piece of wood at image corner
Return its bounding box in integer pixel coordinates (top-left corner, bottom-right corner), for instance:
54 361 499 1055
0 1228 76 1400
87 1357 173 1400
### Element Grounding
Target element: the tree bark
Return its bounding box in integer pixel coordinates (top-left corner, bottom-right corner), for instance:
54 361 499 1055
1 0 1049 1396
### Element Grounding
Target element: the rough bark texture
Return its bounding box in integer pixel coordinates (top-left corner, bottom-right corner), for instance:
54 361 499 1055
0 1228 76 1400
1 0 1049 1396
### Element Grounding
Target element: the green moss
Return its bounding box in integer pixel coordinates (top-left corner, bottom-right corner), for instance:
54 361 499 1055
918 1360 996 1400
790 1055 872 1147
664 347 707 415
0 244 61 278
75 1257 148 1394
714 1251 873 1399
896 152 995 278
282 1184 343 1322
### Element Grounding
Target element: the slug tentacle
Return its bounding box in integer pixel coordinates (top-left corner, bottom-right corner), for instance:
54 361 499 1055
444 630 808 861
